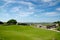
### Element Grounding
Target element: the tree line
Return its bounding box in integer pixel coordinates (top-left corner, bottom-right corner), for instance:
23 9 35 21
0 19 28 25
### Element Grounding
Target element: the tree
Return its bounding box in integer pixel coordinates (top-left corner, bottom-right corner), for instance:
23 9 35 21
57 27 60 31
7 19 17 25
0 21 4 24
54 21 60 26
54 21 60 31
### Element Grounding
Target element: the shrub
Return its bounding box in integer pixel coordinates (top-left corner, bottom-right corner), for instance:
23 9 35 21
18 23 28 25
57 26 60 31
0 21 4 24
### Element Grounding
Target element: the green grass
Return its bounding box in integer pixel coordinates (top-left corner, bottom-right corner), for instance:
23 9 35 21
0 25 60 40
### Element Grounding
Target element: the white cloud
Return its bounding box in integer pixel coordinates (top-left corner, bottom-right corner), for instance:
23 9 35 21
29 6 34 10
19 11 34 17
6 1 35 17
4 0 15 3
10 7 20 12
46 12 56 15
0 0 14 8
42 0 52 2
41 0 59 7
56 8 60 11
9 6 34 17
17 1 35 10
1 0 35 11
34 15 40 17
0 0 35 17
49 2 57 6
45 12 58 16
1 0 34 8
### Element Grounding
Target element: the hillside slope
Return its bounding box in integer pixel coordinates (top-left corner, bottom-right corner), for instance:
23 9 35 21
0 25 60 40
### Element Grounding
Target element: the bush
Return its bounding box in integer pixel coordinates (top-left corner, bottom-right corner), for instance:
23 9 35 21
18 23 28 25
7 19 17 25
0 21 4 24
57 26 60 31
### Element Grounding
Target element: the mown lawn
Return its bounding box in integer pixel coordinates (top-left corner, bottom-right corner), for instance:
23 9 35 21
0 25 60 40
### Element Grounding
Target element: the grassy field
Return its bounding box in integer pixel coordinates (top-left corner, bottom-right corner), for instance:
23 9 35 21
0 25 60 40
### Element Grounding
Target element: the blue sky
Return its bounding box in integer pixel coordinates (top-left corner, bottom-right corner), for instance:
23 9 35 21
0 0 60 23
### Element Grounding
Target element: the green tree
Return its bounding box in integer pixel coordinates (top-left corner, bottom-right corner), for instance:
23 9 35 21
7 19 17 25
57 27 60 31
54 21 60 26
54 21 60 31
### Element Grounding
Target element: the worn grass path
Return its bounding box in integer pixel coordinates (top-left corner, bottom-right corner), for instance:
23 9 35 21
0 25 60 40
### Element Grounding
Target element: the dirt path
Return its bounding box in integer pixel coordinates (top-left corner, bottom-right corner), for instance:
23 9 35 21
47 29 60 32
